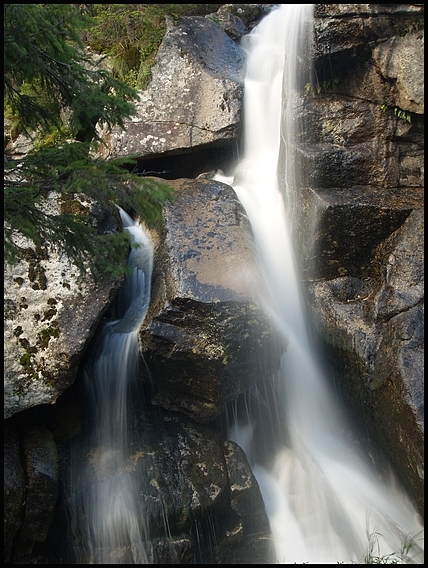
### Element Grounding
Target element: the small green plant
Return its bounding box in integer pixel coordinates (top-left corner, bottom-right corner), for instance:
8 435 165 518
393 107 412 123
304 77 340 97
207 15 221 26
362 530 400 564
359 527 424 564
380 104 412 123
331 528 423 564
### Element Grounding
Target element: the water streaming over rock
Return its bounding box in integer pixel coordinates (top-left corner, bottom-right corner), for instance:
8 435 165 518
66 209 154 563
215 4 424 564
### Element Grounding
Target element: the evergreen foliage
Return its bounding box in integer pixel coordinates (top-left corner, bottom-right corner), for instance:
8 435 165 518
4 142 174 278
4 4 137 140
84 4 222 89
4 3 175 280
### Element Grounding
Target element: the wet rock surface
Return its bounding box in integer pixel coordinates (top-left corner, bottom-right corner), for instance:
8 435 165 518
50 401 272 564
140 178 285 423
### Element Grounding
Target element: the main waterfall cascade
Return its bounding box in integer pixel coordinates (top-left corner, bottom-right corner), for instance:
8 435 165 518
66 209 154 563
215 4 424 564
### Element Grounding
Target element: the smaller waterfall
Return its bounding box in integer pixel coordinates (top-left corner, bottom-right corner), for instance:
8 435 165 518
216 4 424 564
67 209 154 564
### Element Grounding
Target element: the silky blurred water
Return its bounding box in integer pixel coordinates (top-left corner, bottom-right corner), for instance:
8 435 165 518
215 5 424 564
67 209 154 563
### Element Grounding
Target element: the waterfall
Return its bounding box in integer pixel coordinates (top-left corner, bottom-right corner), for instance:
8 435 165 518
215 5 423 564
66 209 154 564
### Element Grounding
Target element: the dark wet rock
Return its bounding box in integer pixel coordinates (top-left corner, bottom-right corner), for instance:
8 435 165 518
54 407 272 564
8 425 59 560
4 425 26 563
313 4 424 107
223 440 269 529
206 6 247 41
297 185 418 281
304 209 424 513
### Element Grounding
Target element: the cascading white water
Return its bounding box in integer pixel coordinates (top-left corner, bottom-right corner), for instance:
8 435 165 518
215 5 423 564
67 209 154 564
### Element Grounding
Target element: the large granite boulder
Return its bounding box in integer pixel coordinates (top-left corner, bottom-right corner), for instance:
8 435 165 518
139 177 285 423
4 193 122 419
96 15 246 166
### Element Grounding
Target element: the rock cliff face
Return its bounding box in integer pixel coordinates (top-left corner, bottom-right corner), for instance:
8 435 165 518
280 3 424 513
4 4 424 564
